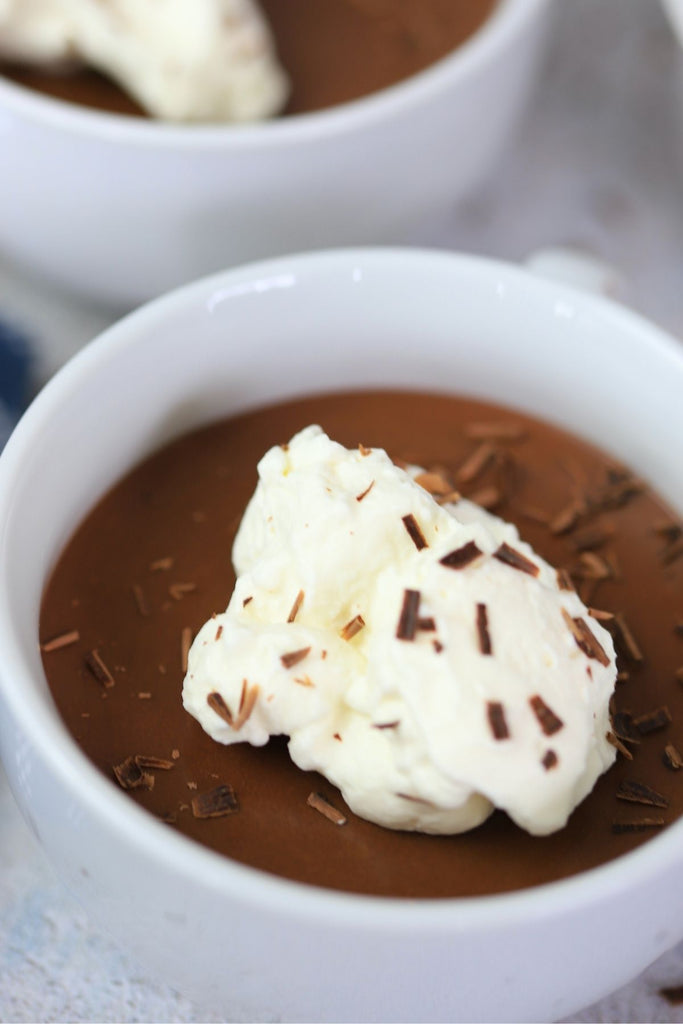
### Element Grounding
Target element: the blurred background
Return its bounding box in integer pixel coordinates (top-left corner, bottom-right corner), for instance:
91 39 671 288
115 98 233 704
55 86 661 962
0 1 682 1020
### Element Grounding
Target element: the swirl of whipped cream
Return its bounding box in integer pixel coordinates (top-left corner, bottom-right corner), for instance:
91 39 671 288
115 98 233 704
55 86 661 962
0 0 288 121
183 426 617 836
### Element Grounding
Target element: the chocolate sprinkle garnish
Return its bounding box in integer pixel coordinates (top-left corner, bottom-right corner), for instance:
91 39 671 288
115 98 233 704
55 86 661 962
397 589 421 641
169 582 196 600
191 784 239 819
373 720 400 730
149 556 174 571
417 616 436 632
529 695 563 736
85 648 114 688
356 480 375 502
181 626 192 672
571 524 613 552
215 624 223 641
606 731 634 760
556 568 575 592
466 484 501 510
287 589 304 623
207 691 234 727
113 756 154 791
339 614 365 641
414 470 453 497
402 513 428 551
476 603 492 656
542 749 558 770
663 744 683 770
610 613 644 663
659 985 683 1006
457 442 496 484
439 541 483 570
242 596 253 607
611 817 665 834
493 543 540 577
307 791 347 825
131 583 150 617
40 629 80 652
280 646 312 669
633 706 672 735
465 421 526 442
135 754 175 770
561 609 611 666
549 501 583 536
616 779 669 808
486 701 509 740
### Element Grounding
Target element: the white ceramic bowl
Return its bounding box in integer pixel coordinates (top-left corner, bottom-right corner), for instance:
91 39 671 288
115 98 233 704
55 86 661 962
1 247 682 1023
0 0 549 309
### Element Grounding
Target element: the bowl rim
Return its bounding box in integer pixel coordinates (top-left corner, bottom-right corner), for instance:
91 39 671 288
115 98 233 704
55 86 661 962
1 245 683 934
0 0 549 149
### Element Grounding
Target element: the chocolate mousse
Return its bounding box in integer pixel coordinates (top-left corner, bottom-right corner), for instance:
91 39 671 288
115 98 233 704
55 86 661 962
39 390 683 897
1 0 497 117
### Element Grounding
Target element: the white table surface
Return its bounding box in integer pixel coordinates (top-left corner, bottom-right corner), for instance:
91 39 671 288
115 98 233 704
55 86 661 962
2 1 683 1020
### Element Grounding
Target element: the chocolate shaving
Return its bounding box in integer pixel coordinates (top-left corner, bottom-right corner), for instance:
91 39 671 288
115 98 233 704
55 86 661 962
180 626 192 673
466 484 501 510
355 481 375 502
215 624 223 641
207 691 234 727
113 756 154 791
402 513 428 551
373 720 400 730
574 551 612 581
653 519 683 544
486 701 509 740
149 556 174 571
339 614 365 641
571 524 613 552
493 542 539 577
439 541 483 570
561 608 611 666
612 817 665 834
476 603 492 656
662 540 683 566
663 744 683 770
588 607 615 623
611 710 640 745
131 583 150 617
633 706 672 735
606 731 634 760
191 784 239 819
397 590 421 641
280 646 311 669
549 501 583 536
294 674 314 687
85 648 114 688
417 616 436 632
287 589 304 623
609 613 644 663
358 443 372 457
457 442 496 484
529 695 563 736
616 779 669 808
135 754 175 770
542 749 558 770
40 629 80 652
414 470 453 497
465 421 526 442
307 791 347 825
169 582 196 600
242 595 253 607
556 568 575 592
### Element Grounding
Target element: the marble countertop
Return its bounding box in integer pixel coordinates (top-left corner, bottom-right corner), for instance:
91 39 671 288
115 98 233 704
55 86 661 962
1 1 683 1020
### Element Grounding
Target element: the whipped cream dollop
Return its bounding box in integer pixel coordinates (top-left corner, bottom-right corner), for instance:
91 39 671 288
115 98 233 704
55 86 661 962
0 0 288 121
183 426 618 836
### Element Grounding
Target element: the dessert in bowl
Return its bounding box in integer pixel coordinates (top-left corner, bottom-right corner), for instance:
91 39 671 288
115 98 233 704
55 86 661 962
0 0 549 308
0 247 682 1022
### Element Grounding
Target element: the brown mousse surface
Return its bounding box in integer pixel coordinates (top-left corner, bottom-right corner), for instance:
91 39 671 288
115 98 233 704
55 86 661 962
1 0 497 117
40 390 683 898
